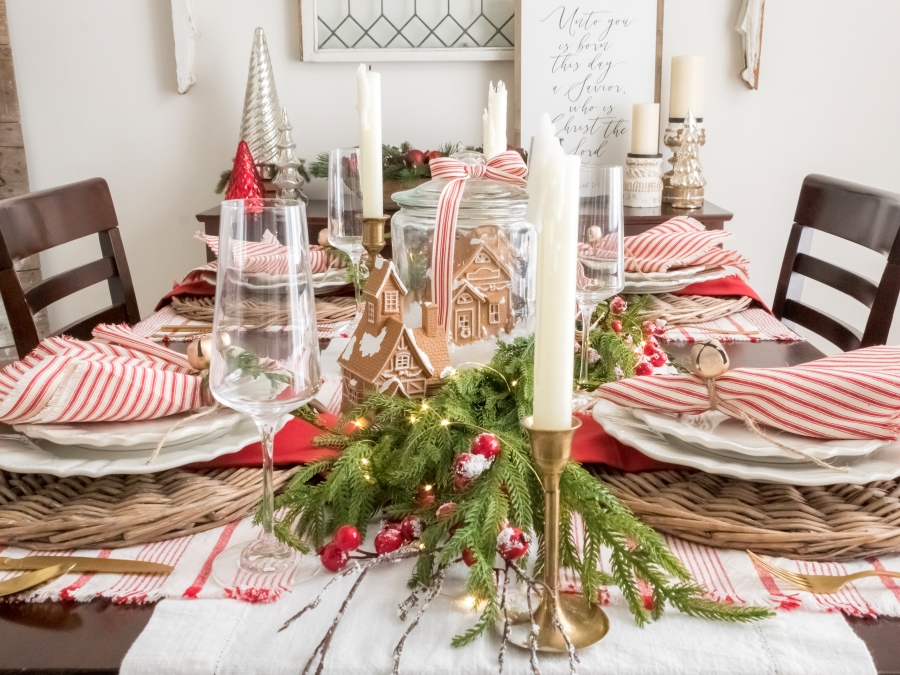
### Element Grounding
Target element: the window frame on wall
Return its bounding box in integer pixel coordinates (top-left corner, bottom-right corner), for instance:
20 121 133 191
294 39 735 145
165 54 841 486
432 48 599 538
299 0 514 62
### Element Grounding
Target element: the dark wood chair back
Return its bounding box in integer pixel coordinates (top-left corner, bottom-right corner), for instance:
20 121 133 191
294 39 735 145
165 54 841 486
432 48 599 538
772 174 900 351
0 178 139 358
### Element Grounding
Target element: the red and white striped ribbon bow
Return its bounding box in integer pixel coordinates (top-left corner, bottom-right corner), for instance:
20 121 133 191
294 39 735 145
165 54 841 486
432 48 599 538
596 346 900 440
429 151 528 328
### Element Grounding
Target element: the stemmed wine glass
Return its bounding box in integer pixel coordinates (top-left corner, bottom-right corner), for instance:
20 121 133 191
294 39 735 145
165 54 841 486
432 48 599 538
209 198 321 583
574 165 624 398
327 148 366 326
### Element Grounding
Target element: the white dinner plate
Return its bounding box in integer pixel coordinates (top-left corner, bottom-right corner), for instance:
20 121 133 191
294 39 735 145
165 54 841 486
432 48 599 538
592 400 900 485
623 265 709 281
14 409 246 451
201 270 350 293
629 408 887 461
623 266 732 294
0 415 289 477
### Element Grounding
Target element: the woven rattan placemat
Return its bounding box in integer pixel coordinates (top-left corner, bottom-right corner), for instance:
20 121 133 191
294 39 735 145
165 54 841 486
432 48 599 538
597 469 900 561
0 467 299 550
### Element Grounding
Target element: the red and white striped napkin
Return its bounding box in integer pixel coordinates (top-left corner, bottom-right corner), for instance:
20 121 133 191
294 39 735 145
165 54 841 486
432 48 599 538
660 308 805 343
198 231 344 276
0 324 210 424
596 346 900 440
624 217 750 276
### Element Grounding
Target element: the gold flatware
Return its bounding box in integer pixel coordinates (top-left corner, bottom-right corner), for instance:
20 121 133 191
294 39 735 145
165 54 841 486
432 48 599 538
0 562 76 597
748 550 900 594
0 556 173 575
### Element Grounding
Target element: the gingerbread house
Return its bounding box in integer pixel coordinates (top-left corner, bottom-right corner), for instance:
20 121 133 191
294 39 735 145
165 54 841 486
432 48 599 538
450 226 515 345
339 258 450 412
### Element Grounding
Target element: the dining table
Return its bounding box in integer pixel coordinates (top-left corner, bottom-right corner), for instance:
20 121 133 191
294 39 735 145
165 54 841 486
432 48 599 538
1 338 899 674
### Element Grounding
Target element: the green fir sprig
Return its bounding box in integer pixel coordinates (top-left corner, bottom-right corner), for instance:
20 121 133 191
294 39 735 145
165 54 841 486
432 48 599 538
274 328 770 646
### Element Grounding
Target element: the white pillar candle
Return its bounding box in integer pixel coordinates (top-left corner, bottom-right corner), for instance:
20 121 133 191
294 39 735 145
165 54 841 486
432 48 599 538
527 115 578 430
483 80 508 159
630 103 660 155
357 64 383 218
669 56 705 119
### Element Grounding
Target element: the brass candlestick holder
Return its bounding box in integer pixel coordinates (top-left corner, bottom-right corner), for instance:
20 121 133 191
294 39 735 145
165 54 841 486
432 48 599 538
507 416 609 652
361 215 389 270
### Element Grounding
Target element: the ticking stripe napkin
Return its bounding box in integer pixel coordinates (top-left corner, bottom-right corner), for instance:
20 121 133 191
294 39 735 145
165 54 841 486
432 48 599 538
0 324 210 424
596 346 900 440
624 217 750 276
199 230 344 276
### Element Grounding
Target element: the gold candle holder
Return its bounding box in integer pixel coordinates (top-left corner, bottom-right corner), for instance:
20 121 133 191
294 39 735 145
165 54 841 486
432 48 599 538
361 215 389 270
507 416 609 652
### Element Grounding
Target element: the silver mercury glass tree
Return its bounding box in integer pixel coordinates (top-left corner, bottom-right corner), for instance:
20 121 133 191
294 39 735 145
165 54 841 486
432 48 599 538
273 106 307 202
239 27 282 179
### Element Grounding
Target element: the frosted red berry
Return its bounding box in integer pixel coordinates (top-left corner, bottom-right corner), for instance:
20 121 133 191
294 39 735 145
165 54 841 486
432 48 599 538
497 527 529 561
374 528 404 555
436 502 456 519
333 525 361 552
609 296 627 315
320 543 349 572
471 433 500 461
400 515 424 542
649 351 668 368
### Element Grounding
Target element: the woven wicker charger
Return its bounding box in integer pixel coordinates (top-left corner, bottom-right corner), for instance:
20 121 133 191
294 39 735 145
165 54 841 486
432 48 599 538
0 467 299 550
597 468 900 561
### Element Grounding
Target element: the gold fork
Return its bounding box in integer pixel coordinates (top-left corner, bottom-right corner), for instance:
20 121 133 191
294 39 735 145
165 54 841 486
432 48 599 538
747 550 900 594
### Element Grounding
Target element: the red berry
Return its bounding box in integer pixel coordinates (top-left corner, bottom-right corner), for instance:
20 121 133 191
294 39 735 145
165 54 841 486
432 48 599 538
406 149 425 165
643 341 660 356
649 351 668 368
609 296 627 315
635 361 654 377
400 515 424 542
333 525 361 552
417 487 436 506
436 502 456 519
641 320 658 337
471 433 500 461
462 548 477 567
454 474 471 491
320 543 349 572
425 150 442 162
497 527 529 561
611 320 623 333
374 528 404 555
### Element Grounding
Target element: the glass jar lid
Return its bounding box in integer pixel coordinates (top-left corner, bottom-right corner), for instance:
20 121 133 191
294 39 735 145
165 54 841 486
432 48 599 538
392 151 528 212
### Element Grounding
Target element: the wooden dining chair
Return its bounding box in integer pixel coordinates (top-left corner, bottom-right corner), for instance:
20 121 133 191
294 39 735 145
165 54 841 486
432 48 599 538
772 174 900 351
0 177 140 358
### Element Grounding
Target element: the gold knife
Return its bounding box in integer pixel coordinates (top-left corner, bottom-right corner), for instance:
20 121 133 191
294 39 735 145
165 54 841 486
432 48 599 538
0 563 76 597
0 556 174 575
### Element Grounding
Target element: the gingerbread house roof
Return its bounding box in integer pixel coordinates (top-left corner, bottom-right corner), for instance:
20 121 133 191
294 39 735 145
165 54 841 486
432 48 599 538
452 236 512 282
340 317 434 382
365 257 408 297
452 278 488 303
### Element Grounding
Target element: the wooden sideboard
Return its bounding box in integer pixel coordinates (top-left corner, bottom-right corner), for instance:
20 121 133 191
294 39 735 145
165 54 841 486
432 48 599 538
194 200 734 263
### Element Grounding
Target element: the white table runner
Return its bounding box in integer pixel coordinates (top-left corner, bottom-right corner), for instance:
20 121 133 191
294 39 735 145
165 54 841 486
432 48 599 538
120 552 875 675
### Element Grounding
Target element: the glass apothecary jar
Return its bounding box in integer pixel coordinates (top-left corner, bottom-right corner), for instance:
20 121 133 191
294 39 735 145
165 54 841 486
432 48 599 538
391 151 534 363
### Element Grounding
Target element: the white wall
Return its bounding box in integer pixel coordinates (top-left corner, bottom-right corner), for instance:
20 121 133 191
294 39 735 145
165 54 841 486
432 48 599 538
6 0 900 354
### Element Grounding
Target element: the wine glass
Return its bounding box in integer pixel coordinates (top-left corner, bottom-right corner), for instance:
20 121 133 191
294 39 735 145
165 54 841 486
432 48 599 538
209 198 321 584
327 148 365 325
575 165 624 396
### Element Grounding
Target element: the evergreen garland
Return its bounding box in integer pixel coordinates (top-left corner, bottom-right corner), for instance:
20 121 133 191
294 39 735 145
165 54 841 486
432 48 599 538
275 298 770 646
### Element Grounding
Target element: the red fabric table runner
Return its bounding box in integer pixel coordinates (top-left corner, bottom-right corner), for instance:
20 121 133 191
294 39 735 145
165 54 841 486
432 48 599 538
187 414 672 473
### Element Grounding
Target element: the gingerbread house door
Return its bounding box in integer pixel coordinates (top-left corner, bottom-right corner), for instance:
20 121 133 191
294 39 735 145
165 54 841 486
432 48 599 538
455 307 475 343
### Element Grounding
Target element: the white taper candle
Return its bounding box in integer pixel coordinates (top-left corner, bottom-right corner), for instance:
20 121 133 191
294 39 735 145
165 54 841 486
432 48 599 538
528 115 578 430
357 64 383 218
483 81 508 159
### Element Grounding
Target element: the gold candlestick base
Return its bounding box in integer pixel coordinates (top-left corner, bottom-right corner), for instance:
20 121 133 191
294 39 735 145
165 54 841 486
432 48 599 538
361 216 389 270
505 416 609 653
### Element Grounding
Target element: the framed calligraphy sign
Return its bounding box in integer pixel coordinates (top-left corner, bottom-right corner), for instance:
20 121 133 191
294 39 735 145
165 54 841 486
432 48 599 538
515 0 664 162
